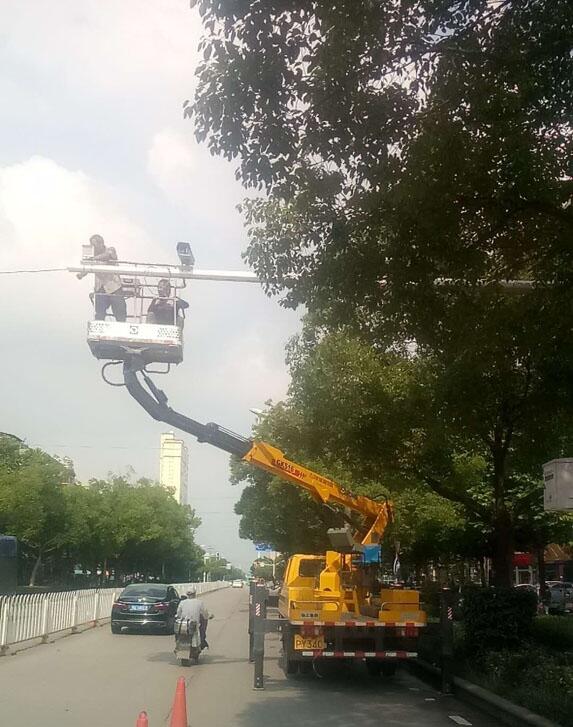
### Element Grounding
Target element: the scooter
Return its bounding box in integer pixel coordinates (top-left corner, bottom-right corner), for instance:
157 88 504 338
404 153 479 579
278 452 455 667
174 620 200 666
174 615 213 666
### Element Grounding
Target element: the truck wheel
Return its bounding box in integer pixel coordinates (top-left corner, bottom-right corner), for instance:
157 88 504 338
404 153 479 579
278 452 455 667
366 661 382 677
381 662 397 677
280 633 299 676
280 651 299 676
285 659 299 676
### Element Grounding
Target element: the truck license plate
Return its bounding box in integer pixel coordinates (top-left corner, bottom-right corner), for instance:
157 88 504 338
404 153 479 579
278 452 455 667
294 634 325 650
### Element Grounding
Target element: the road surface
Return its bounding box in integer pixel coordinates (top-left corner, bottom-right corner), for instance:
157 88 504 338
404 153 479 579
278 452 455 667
0 587 500 726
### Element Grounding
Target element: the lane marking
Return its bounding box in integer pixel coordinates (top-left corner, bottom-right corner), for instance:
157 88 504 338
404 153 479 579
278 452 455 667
449 717 472 726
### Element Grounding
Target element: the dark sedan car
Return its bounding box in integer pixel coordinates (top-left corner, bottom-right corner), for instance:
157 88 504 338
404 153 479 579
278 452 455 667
111 583 180 633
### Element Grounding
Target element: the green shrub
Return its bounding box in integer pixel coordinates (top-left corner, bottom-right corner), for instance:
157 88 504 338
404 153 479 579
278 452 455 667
420 580 442 618
462 587 537 651
468 646 573 726
532 615 573 651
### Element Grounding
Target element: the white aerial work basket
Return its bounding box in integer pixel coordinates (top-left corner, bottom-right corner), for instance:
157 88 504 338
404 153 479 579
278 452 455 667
70 242 260 366
87 320 183 365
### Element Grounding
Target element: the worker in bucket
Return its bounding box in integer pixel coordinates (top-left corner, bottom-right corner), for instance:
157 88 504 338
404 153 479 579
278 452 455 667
77 234 127 322
146 278 189 326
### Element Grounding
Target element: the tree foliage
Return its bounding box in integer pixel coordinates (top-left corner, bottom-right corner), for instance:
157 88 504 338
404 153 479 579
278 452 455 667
0 438 69 585
203 555 245 581
232 326 572 573
192 0 573 584
0 438 204 586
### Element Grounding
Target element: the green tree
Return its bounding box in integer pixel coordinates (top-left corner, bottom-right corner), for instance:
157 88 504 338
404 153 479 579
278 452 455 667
202 553 244 581
85 476 203 582
233 328 572 578
0 439 69 585
0 437 204 587
191 1 573 585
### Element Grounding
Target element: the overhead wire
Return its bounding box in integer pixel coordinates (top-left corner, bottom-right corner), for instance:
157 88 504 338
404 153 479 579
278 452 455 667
0 267 68 274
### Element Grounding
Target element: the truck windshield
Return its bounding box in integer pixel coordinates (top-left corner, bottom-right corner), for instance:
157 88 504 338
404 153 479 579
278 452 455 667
299 559 325 578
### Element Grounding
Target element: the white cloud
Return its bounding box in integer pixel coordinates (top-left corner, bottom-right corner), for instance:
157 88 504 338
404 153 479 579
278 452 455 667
1 0 200 99
148 128 196 199
0 156 154 325
0 2 301 570
212 333 291 407
148 127 244 222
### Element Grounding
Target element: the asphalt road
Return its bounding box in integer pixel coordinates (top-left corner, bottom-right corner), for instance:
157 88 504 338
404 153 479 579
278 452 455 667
0 587 501 727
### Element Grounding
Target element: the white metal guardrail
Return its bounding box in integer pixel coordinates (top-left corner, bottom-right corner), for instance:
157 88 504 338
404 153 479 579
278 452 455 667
0 581 229 654
172 582 229 597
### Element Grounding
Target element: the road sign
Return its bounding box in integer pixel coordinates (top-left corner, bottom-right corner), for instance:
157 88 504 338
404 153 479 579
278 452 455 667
254 543 272 553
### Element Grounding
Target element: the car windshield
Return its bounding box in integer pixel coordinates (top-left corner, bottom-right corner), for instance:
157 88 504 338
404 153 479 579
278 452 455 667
120 585 168 599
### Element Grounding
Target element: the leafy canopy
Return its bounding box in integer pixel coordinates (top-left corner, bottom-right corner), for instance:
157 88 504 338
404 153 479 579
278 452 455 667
192 0 573 584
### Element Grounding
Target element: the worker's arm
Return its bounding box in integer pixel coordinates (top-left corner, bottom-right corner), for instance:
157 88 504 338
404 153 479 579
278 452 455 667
93 247 118 262
77 246 118 279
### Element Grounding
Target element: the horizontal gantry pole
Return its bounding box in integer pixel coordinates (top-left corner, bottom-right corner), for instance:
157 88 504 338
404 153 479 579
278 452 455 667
69 264 259 282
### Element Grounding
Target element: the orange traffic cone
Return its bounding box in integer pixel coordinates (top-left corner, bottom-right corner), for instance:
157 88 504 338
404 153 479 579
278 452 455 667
169 677 188 727
136 712 149 727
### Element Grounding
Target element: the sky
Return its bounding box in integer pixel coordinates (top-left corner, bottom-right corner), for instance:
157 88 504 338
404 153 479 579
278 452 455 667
0 0 301 572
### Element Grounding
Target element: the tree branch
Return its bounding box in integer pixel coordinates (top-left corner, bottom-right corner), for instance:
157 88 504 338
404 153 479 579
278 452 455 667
424 475 489 519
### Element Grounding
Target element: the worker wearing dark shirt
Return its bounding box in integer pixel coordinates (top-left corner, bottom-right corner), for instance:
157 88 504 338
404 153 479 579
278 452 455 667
147 279 189 325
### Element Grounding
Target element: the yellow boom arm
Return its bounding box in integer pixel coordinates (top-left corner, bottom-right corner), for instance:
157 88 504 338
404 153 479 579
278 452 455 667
122 364 392 545
243 441 392 545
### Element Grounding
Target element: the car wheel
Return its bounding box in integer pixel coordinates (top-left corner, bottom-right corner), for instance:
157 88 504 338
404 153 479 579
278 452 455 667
111 622 122 634
180 658 191 667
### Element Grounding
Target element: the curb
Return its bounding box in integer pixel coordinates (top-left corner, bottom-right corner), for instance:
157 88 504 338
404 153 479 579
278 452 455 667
410 660 560 727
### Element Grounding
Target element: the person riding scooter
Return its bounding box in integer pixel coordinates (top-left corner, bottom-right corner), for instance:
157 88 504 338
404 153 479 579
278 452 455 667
176 589 209 649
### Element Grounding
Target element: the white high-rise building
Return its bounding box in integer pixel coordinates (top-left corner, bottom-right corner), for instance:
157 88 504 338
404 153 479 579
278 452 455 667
159 432 188 504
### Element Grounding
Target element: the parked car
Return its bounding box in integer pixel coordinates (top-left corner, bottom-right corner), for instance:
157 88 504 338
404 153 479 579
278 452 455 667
111 583 180 633
546 581 573 614
231 579 243 588
514 583 537 594
514 581 573 614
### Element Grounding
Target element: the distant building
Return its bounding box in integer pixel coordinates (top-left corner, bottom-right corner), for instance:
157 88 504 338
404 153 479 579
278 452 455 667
159 432 188 504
